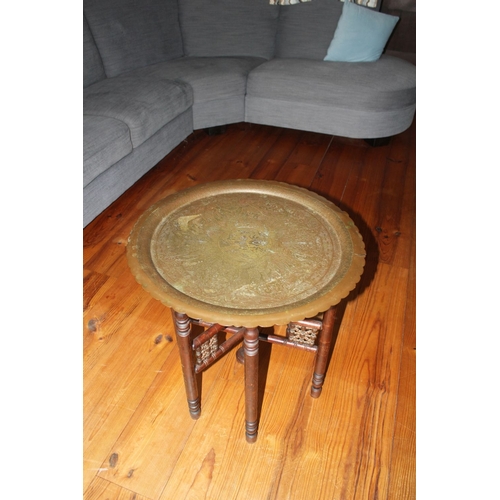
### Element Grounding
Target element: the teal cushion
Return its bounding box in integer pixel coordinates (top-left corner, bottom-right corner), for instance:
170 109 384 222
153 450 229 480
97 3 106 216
324 1 398 62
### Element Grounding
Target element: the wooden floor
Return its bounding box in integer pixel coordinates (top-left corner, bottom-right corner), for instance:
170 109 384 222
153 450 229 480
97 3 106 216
83 120 416 500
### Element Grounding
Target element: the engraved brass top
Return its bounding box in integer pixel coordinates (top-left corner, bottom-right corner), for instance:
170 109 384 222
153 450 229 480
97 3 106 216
127 180 365 327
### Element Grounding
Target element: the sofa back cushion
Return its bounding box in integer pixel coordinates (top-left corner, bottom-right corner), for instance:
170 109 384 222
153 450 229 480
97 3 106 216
84 15 106 88
178 0 279 59
275 0 378 60
83 0 184 78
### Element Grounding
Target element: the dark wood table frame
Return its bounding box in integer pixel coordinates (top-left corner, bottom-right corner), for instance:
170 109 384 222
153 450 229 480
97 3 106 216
172 307 336 443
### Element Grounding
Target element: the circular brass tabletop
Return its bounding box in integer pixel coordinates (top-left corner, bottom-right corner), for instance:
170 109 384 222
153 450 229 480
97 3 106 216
127 179 365 327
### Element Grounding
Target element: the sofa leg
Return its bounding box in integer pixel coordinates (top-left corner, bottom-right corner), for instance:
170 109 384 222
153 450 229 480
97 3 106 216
205 125 227 136
364 136 391 147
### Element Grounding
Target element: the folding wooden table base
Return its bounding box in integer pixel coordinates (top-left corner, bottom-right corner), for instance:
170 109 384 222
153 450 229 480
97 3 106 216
172 307 336 443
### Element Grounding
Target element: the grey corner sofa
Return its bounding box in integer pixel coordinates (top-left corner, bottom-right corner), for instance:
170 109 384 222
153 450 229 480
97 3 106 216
83 0 416 228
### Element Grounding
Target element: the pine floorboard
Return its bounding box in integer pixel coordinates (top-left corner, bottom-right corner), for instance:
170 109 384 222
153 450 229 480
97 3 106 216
83 120 416 499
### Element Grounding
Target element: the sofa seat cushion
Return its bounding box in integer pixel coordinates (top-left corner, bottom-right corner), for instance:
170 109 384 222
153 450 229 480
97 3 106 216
246 56 416 112
127 56 266 129
83 115 133 187
83 74 193 148
128 57 265 104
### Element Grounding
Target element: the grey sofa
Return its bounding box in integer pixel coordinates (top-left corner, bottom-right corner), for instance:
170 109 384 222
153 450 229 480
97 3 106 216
83 0 416 227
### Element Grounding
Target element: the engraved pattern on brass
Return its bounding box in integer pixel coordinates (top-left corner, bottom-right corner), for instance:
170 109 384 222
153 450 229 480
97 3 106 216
150 192 343 309
127 180 366 327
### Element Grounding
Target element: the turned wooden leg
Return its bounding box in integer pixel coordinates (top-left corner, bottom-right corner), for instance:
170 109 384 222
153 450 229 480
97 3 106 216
311 307 336 398
172 310 201 419
244 327 259 443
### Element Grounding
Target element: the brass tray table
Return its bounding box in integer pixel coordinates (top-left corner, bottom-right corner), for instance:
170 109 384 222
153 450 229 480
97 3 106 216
127 179 365 442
